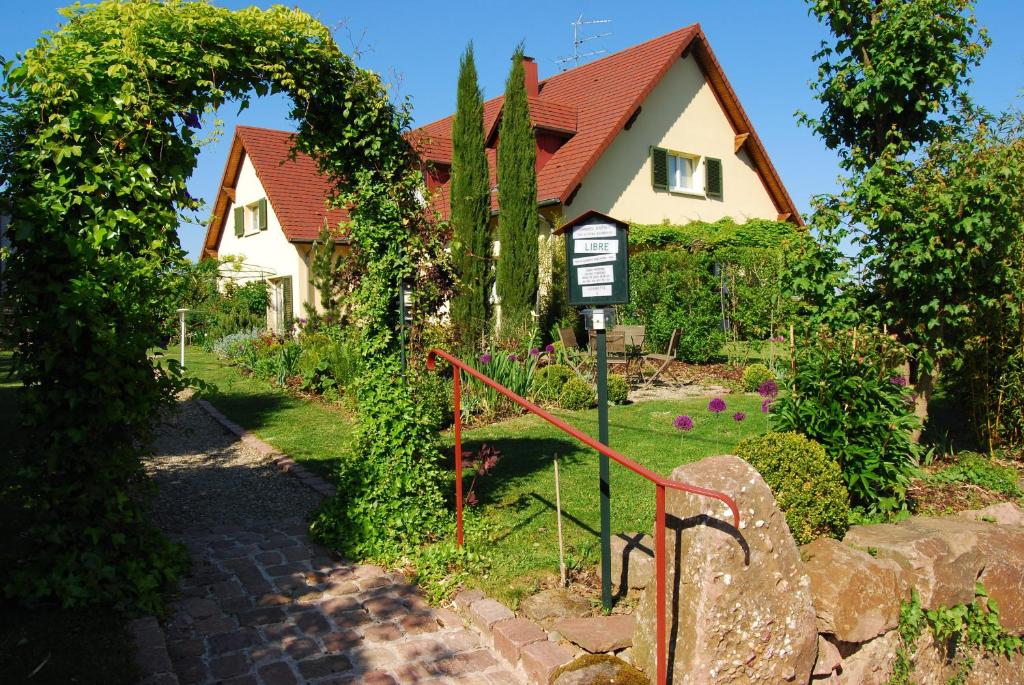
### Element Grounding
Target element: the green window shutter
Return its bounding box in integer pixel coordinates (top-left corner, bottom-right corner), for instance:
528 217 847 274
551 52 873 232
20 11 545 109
258 198 268 231
233 206 244 237
281 276 293 331
706 157 723 198
650 146 668 191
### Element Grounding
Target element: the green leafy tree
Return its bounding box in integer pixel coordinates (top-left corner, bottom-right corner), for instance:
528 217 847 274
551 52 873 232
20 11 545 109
449 43 492 350
0 0 436 611
801 0 989 169
495 47 538 337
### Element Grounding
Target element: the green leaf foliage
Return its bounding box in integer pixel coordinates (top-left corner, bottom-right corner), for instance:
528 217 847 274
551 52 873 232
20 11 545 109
449 43 492 350
801 0 989 168
0 0 427 610
736 432 849 545
495 47 539 337
772 327 921 513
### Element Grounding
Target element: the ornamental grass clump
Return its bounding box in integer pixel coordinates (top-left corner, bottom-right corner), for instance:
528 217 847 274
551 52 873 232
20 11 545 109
736 432 850 545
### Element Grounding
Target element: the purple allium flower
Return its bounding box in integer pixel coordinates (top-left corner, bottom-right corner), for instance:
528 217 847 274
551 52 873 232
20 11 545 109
757 379 778 399
733 412 746 422
673 415 694 431
708 397 727 413
761 399 771 414
479 353 492 364
889 375 908 387
529 347 540 357
507 353 519 362
545 343 555 354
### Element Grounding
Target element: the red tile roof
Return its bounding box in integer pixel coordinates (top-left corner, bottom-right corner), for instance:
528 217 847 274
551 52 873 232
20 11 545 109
202 126 348 256
413 24 800 224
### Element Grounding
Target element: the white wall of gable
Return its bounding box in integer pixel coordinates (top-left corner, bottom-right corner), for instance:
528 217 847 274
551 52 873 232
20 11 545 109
565 55 779 225
214 152 307 318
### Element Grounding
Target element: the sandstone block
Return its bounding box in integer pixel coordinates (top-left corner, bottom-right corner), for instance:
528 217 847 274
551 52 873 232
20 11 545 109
835 630 899 685
959 502 1024 527
633 455 818 685
521 640 574 685
520 588 591 628
468 598 515 635
844 516 1024 633
801 538 904 642
554 615 634 653
551 654 647 685
812 636 841 677
603 533 655 592
452 588 485 613
492 618 546 663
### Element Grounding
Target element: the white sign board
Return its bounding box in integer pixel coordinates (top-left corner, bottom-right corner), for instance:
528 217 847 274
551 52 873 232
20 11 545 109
577 264 614 285
574 239 619 254
581 285 613 298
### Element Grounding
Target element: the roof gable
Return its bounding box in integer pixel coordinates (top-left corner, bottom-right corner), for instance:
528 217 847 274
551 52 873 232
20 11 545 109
202 126 347 257
412 24 800 224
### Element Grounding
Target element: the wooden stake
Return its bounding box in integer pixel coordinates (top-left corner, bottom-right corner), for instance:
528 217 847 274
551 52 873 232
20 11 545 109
554 456 567 588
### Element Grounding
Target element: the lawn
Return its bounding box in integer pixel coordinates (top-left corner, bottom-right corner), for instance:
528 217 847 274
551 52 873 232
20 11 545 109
184 347 767 605
185 347 356 479
455 395 767 605
0 350 139 685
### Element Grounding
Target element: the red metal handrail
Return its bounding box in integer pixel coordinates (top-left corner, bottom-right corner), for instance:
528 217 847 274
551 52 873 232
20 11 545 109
426 348 740 685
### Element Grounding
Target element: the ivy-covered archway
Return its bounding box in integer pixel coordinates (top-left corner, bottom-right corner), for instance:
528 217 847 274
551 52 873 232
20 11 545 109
0 0 435 611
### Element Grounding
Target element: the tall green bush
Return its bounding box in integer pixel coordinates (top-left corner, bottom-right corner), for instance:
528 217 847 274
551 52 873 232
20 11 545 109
449 43 492 350
495 47 538 337
773 327 921 514
0 0 420 611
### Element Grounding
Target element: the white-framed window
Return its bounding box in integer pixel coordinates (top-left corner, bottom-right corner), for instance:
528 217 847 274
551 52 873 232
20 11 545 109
232 197 268 238
668 153 700 193
650 147 724 199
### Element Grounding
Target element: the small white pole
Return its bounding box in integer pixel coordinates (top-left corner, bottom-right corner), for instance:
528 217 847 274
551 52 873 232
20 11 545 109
177 308 188 369
554 455 567 588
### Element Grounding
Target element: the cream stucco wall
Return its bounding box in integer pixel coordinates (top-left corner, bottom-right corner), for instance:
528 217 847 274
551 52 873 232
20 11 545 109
565 55 779 225
215 153 309 326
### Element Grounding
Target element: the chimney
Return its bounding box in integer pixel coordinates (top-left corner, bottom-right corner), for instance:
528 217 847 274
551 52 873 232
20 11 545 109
521 55 538 97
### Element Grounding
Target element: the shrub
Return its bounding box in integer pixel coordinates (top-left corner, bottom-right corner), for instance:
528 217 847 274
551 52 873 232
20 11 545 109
310 360 448 560
773 327 921 514
559 377 596 410
212 328 262 358
736 432 850 545
607 375 629 405
532 364 574 403
742 363 775 392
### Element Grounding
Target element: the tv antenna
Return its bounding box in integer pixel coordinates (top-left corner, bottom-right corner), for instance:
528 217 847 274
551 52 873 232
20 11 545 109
555 15 612 70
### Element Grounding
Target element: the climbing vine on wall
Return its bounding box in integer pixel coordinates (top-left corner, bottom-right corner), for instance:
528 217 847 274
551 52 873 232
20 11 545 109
0 0 435 610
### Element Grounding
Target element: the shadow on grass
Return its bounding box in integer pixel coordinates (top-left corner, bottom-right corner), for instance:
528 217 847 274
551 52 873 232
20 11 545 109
448 435 583 506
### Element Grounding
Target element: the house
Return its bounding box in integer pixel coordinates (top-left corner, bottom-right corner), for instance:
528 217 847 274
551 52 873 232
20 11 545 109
201 126 347 332
409 23 800 229
202 24 799 332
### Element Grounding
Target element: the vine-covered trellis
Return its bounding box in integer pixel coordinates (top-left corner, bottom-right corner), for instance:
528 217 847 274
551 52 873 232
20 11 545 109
0 0 439 610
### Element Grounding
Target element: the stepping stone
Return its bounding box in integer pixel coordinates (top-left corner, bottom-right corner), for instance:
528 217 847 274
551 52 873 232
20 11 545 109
552 654 648 685
520 588 591 627
554 615 635 653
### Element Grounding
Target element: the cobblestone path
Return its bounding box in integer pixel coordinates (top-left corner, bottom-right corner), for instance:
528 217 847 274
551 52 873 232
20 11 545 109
141 399 520 685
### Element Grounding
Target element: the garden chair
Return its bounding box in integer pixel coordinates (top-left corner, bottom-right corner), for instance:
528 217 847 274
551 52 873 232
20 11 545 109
588 328 629 376
557 327 592 377
643 328 682 385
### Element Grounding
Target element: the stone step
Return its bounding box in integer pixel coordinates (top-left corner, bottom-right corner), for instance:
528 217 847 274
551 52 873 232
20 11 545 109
553 615 635 654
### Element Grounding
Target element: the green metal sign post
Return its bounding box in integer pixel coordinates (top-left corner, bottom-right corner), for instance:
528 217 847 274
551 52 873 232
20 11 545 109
555 211 630 612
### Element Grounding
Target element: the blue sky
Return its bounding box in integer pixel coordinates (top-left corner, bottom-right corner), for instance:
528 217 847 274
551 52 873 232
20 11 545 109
3 1 1022 260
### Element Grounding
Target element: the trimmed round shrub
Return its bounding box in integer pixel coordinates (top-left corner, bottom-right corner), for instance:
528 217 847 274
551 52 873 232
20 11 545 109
742 363 775 392
607 375 629 405
558 377 596 410
735 432 850 545
532 364 574 403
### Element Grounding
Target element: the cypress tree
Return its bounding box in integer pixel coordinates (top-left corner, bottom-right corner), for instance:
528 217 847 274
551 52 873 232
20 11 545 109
496 46 538 337
449 43 491 349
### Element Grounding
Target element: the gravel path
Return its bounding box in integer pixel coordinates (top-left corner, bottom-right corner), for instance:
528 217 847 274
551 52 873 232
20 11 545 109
146 398 321 534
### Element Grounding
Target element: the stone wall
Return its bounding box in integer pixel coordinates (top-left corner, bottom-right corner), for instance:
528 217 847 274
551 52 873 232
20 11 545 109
630 456 1024 685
